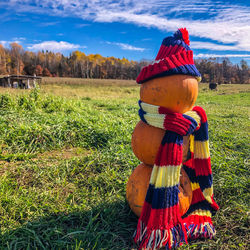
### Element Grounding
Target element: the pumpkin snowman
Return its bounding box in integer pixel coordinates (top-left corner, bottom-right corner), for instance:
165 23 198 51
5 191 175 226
126 28 219 249
126 28 199 217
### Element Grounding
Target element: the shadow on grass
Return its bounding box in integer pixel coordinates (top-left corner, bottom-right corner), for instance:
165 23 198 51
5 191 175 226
0 201 138 250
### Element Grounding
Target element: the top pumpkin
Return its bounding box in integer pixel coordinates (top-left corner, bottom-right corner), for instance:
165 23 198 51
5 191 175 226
140 74 198 113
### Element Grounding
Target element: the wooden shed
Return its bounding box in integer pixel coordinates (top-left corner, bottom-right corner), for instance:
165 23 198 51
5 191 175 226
0 75 42 89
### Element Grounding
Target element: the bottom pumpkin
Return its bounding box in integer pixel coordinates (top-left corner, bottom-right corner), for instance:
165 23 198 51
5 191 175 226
126 163 192 217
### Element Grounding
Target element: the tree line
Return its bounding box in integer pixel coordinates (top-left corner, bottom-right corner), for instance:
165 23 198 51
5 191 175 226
0 42 249 84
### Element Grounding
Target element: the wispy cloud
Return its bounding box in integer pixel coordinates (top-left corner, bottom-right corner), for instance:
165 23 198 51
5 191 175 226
107 41 145 51
12 37 26 41
75 23 90 28
1 0 250 52
27 41 85 52
39 21 60 27
195 54 250 58
192 42 247 52
142 38 152 41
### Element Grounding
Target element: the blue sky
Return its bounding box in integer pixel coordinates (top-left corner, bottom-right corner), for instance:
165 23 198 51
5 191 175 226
0 0 250 64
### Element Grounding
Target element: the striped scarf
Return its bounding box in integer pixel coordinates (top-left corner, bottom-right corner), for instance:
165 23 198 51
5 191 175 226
133 101 219 249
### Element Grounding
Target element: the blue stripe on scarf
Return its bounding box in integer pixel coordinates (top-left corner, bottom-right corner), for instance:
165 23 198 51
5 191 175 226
194 122 209 141
182 114 198 135
183 165 212 191
145 184 179 209
197 175 213 191
138 100 147 124
182 165 196 182
161 132 183 145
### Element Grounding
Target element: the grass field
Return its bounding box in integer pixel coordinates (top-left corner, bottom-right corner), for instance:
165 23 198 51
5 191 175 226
0 78 249 249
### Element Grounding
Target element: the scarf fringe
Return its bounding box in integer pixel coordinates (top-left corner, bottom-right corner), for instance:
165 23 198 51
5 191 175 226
134 221 187 249
184 222 216 240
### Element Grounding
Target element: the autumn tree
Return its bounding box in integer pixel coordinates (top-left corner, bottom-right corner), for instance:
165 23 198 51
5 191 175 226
0 45 7 74
10 42 24 74
35 65 43 76
42 68 52 77
0 42 249 83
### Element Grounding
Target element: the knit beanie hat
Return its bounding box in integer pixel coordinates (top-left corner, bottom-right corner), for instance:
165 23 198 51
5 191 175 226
136 28 201 84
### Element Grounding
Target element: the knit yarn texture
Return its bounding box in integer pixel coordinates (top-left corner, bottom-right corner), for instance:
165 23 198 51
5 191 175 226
136 28 201 84
134 101 219 249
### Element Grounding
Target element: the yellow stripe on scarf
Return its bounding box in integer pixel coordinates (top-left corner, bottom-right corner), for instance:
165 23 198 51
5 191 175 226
184 110 201 125
193 140 210 159
203 187 214 204
191 182 200 191
150 165 181 188
189 135 209 159
144 113 165 129
190 209 212 217
140 102 159 114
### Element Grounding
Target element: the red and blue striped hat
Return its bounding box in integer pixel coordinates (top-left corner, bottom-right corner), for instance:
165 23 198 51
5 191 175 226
136 28 201 84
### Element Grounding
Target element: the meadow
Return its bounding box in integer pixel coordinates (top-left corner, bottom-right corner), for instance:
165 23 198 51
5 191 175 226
0 78 249 249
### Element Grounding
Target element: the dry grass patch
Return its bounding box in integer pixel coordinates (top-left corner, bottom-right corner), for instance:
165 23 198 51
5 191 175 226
42 77 136 87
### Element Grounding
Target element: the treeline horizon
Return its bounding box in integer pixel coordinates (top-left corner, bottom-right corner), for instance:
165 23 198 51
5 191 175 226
0 42 249 84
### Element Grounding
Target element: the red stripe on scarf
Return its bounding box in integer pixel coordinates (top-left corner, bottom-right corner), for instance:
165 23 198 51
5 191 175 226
183 214 212 226
194 158 212 176
141 202 183 227
183 157 195 169
211 195 220 210
191 189 205 205
193 106 207 123
163 115 192 135
155 143 182 166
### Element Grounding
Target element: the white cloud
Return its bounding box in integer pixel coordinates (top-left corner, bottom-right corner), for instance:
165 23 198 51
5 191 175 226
27 41 85 51
195 54 250 58
192 42 246 51
0 39 23 47
107 41 145 51
1 0 250 52
0 41 8 46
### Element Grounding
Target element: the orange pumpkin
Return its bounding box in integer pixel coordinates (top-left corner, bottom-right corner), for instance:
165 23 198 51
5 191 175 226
126 163 193 217
126 163 153 217
131 120 190 166
140 75 198 113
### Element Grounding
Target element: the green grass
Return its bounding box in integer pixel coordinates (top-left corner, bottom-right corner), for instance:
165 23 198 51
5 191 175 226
0 81 249 249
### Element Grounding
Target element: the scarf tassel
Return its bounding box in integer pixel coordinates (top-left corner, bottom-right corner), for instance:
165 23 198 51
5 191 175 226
134 221 187 249
184 221 216 240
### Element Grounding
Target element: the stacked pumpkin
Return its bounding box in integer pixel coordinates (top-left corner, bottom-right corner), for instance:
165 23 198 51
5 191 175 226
126 28 200 218
126 75 198 217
